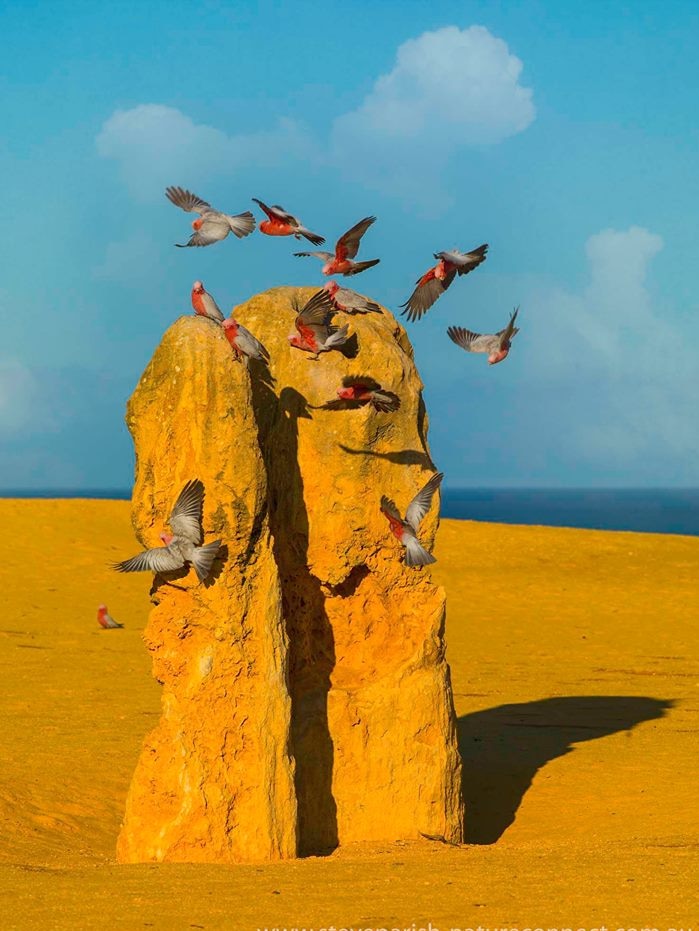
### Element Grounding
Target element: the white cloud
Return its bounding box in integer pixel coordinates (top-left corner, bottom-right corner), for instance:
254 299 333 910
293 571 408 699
96 104 313 200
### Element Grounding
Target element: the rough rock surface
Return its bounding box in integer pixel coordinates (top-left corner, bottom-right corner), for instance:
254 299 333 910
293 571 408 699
116 316 297 863
235 286 464 852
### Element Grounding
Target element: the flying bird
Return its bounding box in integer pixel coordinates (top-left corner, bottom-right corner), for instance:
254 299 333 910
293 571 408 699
447 307 520 366
165 186 255 248
253 198 325 246
191 281 224 323
113 479 222 582
324 281 381 315
288 290 350 359
222 317 270 364
381 472 444 567
294 216 380 277
400 245 488 322
323 376 400 413
97 605 123 629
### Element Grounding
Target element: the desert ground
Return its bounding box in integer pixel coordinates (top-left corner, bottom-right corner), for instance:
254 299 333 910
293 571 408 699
1 498 697 929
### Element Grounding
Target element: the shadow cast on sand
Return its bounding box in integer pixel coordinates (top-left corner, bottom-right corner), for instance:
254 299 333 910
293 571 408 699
457 695 672 844
249 381 339 857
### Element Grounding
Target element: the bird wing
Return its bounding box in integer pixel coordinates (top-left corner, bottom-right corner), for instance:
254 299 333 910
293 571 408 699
335 216 376 261
337 287 381 313
370 390 401 413
293 251 334 261
405 472 444 532
296 289 336 327
236 323 270 361
400 270 455 323
252 198 298 224
446 326 498 354
437 244 489 274
341 374 381 391
343 258 380 276
169 479 204 544
380 495 403 523
176 229 221 248
497 307 520 348
165 186 211 215
113 546 184 574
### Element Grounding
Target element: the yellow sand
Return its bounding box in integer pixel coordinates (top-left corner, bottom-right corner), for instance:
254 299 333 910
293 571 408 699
1 499 697 929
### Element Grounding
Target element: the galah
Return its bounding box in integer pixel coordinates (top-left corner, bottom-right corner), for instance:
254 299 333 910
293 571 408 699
165 186 255 248
113 479 222 582
324 376 400 413
400 245 488 322
222 317 270 364
324 281 381 315
447 307 520 366
381 472 444 567
294 216 380 277
97 605 123 629
191 281 224 323
288 290 350 360
252 198 325 246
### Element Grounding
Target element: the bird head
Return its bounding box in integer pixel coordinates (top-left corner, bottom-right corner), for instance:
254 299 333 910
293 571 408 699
337 386 355 400
488 348 509 366
192 280 205 294
160 532 174 545
97 604 107 615
324 280 339 296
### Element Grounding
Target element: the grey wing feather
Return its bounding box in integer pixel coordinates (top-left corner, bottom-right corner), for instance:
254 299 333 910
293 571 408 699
169 479 204 544
165 186 211 214
337 216 376 259
297 289 336 326
294 251 334 261
405 472 444 532
447 326 497 354
380 495 402 522
497 307 520 347
176 230 219 248
437 244 488 274
113 546 184 574
400 275 452 323
236 324 270 362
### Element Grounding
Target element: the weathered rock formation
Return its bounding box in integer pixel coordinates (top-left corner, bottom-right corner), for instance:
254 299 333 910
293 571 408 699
119 287 464 862
116 317 296 863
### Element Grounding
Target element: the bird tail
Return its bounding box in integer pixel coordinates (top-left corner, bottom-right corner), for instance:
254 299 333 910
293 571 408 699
192 540 222 582
227 212 256 238
324 324 350 349
403 534 436 567
345 258 380 276
372 391 401 413
298 228 325 246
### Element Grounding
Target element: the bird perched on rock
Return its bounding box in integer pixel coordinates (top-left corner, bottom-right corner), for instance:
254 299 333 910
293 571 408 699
253 198 325 246
113 479 222 582
400 245 488 322
97 605 123 629
322 376 400 413
323 281 381 314
165 186 255 248
294 216 380 277
191 281 224 323
447 307 520 366
381 472 444 567
222 317 270 364
288 290 351 359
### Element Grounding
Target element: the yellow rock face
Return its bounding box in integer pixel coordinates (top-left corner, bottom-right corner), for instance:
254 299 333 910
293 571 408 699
235 287 464 851
116 316 297 863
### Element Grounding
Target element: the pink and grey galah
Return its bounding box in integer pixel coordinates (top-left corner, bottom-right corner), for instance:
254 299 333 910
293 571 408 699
222 317 270 364
113 479 222 582
165 186 255 248
191 281 225 323
400 245 489 322
447 307 520 366
323 281 381 315
323 376 400 413
97 605 123 629
253 198 325 246
380 472 444 567
294 216 380 277
288 289 351 360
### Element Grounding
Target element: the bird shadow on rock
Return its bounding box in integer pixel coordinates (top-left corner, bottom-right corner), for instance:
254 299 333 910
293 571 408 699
338 333 359 359
457 695 673 844
249 380 338 857
248 356 275 390
339 444 433 469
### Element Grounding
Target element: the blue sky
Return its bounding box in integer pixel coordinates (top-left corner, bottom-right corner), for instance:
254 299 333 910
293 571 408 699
1 0 698 489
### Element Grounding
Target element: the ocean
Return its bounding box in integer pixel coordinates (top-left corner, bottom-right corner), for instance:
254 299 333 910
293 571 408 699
2 488 698 537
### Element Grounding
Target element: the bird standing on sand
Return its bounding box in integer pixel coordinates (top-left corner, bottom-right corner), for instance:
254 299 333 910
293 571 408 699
253 198 325 246
288 290 351 360
323 376 400 413
294 216 380 277
323 281 381 315
191 281 225 323
113 479 222 582
447 307 520 365
97 605 123 629
381 472 444 567
222 317 270 364
400 245 488 322
165 186 255 248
